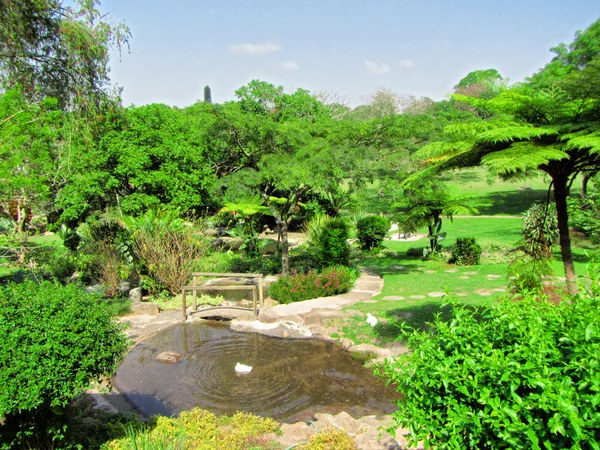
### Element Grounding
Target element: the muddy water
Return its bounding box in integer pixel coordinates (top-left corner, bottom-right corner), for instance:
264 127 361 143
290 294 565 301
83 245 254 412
114 322 397 423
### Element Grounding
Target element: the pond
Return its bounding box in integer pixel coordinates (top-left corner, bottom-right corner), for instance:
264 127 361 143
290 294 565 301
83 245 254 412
114 322 397 423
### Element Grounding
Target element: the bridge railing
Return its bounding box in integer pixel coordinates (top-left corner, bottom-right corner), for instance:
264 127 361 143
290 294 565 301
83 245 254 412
181 272 264 321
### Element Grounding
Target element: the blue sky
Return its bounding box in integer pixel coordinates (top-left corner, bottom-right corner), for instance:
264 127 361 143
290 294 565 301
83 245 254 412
102 0 600 108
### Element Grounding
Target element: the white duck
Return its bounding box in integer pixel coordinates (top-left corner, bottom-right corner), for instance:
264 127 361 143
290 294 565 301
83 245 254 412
235 362 253 374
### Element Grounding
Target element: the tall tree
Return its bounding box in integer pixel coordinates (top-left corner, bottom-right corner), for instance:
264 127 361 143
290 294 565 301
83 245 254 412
203 85 212 103
410 20 600 294
0 0 130 113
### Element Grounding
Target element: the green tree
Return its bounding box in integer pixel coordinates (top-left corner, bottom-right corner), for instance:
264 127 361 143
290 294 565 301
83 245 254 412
203 85 212 103
412 20 600 294
0 0 130 112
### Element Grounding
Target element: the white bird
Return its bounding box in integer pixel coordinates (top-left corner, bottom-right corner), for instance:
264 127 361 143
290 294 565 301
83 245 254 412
366 313 378 327
235 362 253 374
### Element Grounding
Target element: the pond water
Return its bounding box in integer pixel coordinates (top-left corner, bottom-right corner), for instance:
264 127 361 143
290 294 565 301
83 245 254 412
114 322 397 423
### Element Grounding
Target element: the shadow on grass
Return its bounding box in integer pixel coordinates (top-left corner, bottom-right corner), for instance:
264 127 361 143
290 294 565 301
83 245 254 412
373 301 490 342
475 190 548 215
553 251 591 264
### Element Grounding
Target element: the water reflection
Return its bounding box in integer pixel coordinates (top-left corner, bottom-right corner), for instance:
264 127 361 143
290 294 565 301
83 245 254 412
114 322 397 423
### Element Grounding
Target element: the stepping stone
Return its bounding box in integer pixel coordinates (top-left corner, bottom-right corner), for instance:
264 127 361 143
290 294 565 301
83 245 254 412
445 269 458 273
362 300 378 304
409 295 426 299
458 276 470 279
557 276 566 281
383 296 404 301
486 274 502 279
455 292 468 297
494 288 507 292
427 292 446 298
477 291 493 296
424 270 437 274
464 271 478 275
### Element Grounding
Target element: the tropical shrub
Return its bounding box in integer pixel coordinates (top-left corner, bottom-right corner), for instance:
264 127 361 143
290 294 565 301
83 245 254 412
356 215 390 251
0 281 128 449
269 265 359 304
302 213 330 246
318 218 350 267
450 237 482 265
103 408 279 450
521 203 558 259
378 278 600 449
229 255 281 275
568 194 600 245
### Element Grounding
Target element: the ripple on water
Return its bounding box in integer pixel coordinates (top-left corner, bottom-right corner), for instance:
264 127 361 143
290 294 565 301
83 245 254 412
114 322 397 422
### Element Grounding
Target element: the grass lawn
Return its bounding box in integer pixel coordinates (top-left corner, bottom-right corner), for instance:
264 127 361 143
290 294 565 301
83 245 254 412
331 216 593 346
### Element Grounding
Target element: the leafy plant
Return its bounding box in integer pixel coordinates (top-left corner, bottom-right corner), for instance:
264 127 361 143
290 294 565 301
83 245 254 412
0 280 128 449
450 237 482 265
521 202 558 259
302 213 330 246
568 193 600 245
356 215 391 251
379 275 600 449
318 218 350 267
57 224 81 252
269 265 358 304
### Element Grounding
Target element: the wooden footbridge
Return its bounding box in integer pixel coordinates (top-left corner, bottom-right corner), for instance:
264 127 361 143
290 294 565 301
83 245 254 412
181 272 264 321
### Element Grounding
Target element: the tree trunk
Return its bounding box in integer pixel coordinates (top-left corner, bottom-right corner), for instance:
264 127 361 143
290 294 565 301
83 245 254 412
553 175 578 295
581 172 591 198
280 221 289 276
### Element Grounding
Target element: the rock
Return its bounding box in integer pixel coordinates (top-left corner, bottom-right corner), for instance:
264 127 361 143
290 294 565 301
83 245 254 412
85 284 105 296
130 302 160 315
129 287 142 302
259 238 279 255
276 422 318 448
119 280 132 296
156 351 182 364
314 411 363 435
339 338 355 349
282 330 290 338
348 343 391 360
210 236 243 251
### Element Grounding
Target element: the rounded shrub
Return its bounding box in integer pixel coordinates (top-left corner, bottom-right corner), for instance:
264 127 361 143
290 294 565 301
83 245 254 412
318 218 350 266
0 280 129 449
450 237 482 266
356 215 391 251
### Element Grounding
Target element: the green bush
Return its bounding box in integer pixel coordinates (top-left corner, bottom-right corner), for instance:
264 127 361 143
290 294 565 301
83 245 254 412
0 281 128 449
269 265 358 304
521 203 558 259
379 280 600 449
318 218 350 267
356 215 390 251
568 194 600 245
450 237 482 265
229 255 281 275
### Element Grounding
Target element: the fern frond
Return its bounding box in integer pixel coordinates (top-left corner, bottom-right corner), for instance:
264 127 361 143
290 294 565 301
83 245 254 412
564 132 600 153
476 126 557 144
414 140 472 160
444 121 499 139
481 143 568 174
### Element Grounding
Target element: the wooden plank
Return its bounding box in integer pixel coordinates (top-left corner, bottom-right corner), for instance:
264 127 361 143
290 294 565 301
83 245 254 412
182 285 258 292
182 289 187 321
193 275 198 311
258 277 264 309
191 272 263 278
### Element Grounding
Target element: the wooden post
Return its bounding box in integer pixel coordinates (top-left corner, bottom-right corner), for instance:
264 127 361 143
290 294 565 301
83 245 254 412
192 275 198 312
182 288 187 321
258 276 264 309
252 287 257 318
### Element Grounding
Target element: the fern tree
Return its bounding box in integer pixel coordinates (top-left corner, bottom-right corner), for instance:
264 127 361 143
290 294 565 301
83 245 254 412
410 21 600 294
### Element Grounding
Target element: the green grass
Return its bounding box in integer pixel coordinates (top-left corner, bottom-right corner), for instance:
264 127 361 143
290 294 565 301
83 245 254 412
333 216 593 346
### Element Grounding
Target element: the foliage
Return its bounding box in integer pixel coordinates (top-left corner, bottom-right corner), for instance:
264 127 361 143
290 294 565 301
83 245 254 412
507 252 554 296
0 280 128 449
229 255 281 276
450 237 482 266
318 218 350 267
269 265 358 304
102 408 279 450
568 193 600 245
521 203 559 259
57 224 80 252
379 277 600 449
302 213 331 246
133 224 208 295
356 215 391 251
298 428 357 450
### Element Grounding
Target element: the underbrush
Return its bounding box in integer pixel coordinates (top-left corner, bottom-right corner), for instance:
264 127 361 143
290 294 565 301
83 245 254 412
378 265 600 449
270 265 359 304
